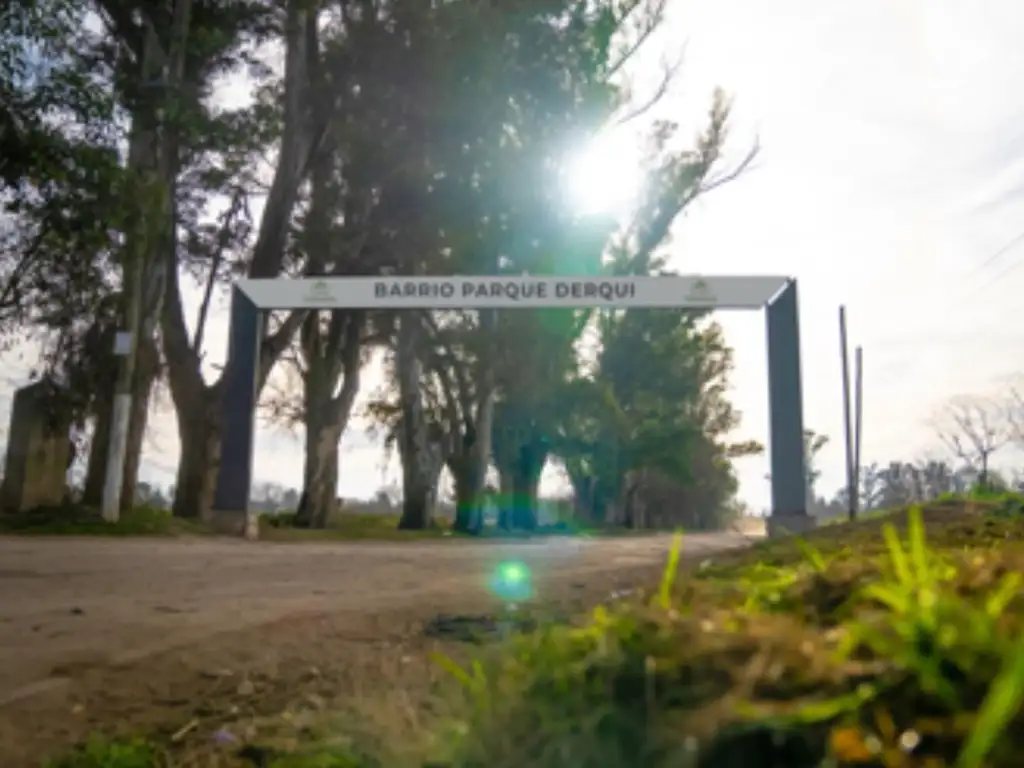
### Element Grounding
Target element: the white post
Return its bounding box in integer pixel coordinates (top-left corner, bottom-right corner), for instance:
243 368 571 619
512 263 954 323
101 331 135 522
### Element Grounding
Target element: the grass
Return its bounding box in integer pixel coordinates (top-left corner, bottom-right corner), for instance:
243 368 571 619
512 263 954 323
258 511 452 541
260 510 666 541
46 497 1024 767
0 503 651 542
422 503 1024 768
0 504 449 540
0 504 210 536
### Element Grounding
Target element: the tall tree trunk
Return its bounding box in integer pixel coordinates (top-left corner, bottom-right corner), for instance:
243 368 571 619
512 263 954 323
294 312 363 528
159 0 319 529
510 449 546 530
569 472 614 525
171 393 220 520
82 337 160 510
397 432 443 530
450 335 497 535
451 455 483 533
295 421 342 528
497 468 513 530
621 472 644 530
495 445 546 531
82 392 112 506
120 337 160 511
396 313 438 530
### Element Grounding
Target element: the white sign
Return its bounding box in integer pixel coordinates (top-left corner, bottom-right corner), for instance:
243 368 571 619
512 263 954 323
237 275 790 311
113 331 133 356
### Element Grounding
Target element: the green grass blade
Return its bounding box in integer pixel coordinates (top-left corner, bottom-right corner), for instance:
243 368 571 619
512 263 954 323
794 537 827 572
882 522 912 585
906 505 931 584
430 652 476 690
957 642 1024 767
658 531 683 609
985 573 1023 619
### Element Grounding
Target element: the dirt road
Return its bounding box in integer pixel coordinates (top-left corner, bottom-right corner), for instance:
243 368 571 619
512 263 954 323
0 532 754 765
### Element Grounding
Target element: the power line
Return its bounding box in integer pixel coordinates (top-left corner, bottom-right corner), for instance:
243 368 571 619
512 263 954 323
965 227 1024 282
950 227 1024 304
972 250 1024 295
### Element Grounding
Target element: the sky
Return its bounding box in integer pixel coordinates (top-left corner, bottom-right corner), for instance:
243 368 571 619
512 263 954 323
4 0 1024 512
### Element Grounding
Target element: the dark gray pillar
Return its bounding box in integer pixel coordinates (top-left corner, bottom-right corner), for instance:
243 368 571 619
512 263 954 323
765 279 813 535
212 285 261 536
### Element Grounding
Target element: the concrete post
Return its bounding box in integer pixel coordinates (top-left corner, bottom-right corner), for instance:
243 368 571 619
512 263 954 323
765 279 815 537
211 286 261 538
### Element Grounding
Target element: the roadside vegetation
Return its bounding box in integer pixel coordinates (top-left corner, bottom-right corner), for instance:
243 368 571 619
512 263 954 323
0 504 210 537
46 497 1024 768
0 499 690 541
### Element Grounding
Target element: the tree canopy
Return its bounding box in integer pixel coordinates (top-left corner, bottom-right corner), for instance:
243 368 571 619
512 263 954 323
2 0 763 534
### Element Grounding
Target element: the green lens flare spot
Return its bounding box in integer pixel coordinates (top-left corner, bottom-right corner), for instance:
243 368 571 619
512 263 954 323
490 560 533 602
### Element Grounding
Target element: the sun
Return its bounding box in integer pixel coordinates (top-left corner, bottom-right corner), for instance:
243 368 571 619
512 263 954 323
561 131 645 217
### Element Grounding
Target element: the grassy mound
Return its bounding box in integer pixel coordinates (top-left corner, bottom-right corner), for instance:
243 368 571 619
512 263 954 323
433 505 1024 767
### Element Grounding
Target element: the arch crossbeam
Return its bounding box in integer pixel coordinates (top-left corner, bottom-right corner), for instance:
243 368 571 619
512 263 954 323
211 275 813 538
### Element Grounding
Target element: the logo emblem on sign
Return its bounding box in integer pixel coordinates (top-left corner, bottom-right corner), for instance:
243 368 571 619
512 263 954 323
304 279 332 304
685 278 715 304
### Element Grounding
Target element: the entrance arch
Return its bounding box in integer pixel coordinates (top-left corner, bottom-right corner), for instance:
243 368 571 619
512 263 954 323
210 275 813 538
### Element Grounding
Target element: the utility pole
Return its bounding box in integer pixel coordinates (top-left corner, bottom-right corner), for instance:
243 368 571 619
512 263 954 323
101 137 153 524
839 306 856 521
853 344 863 515
101 6 191 523
839 307 866 522
101 22 173 523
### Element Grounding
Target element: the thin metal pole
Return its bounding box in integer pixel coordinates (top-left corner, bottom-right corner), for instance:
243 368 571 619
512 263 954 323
852 345 863 516
839 306 856 521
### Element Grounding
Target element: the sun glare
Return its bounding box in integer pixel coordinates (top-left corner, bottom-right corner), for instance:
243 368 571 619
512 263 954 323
562 132 644 217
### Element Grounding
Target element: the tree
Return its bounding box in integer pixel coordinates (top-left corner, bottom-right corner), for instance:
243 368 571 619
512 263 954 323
1003 383 1024 453
826 457 974 515
803 429 829 501
348 0 684 531
3 0 288 519
550 309 762 531
157 0 318 521
933 396 1010 490
385 0 642 533
10 0 762 536
486 85 755 531
2 0 144 507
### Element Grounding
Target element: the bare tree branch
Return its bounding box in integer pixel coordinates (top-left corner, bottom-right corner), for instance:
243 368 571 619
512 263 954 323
933 395 1010 484
613 49 681 128
700 137 761 195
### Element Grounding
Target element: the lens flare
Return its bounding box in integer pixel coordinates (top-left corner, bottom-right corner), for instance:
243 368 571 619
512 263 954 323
490 560 533 602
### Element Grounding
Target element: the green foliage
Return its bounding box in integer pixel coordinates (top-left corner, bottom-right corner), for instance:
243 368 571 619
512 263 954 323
0 0 124 345
802 429 829 495
267 753 369 768
0 504 206 536
44 735 164 768
555 311 757 528
46 735 373 768
428 506 1024 767
257 511 450 541
935 488 1024 517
